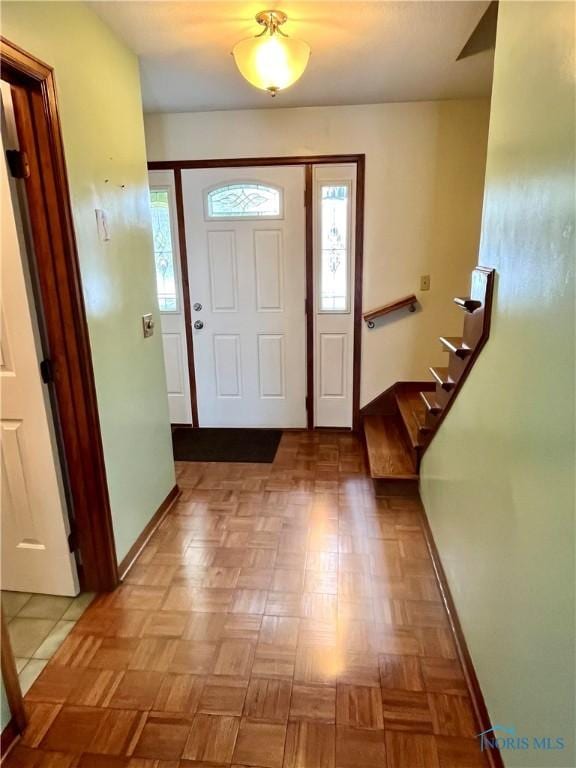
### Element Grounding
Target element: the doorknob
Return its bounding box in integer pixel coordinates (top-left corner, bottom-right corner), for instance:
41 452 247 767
193 302 202 311
194 320 204 330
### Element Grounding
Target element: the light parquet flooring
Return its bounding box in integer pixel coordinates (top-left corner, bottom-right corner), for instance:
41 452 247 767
6 432 489 768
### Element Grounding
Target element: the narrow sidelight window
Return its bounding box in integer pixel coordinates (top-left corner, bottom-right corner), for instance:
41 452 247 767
318 182 351 312
150 188 178 312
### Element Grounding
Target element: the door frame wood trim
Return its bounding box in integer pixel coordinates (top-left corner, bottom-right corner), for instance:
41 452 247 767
173 169 200 427
304 164 314 429
352 157 366 431
149 155 365 431
1 37 119 593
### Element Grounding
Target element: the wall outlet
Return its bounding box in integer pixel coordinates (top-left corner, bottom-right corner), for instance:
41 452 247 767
420 274 431 291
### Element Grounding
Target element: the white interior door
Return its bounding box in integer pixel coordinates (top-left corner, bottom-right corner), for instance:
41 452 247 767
313 164 357 428
148 170 192 424
182 166 306 428
0 86 79 595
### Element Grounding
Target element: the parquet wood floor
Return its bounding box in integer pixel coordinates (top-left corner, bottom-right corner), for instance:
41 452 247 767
5 432 488 767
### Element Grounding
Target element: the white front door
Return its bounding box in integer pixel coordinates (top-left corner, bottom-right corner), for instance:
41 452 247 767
148 170 192 425
0 87 79 595
182 166 306 428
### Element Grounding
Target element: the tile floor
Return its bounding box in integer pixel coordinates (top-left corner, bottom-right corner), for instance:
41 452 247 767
3 591 95 695
4 432 489 767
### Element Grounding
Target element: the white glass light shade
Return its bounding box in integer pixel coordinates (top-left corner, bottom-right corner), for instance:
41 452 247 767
232 33 310 94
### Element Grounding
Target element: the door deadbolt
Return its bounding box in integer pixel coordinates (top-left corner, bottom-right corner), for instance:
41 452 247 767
194 320 204 330
193 302 202 311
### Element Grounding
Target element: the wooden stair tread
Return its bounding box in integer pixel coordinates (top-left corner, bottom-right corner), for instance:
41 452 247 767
412 409 431 433
395 387 426 450
420 390 442 414
363 415 418 480
439 336 472 358
454 296 481 312
429 366 455 390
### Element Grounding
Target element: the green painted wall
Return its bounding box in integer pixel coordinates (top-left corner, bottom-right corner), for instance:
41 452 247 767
1 682 9 730
420 2 575 766
1 2 175 563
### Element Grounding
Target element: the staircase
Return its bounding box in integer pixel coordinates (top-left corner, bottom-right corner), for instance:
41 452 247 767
362 266 495 493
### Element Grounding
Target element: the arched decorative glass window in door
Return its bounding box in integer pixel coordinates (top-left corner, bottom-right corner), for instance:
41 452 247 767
205 182 283 219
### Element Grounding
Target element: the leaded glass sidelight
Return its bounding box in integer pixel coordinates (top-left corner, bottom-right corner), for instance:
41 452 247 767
150 189 178 312
319 183 350 312
206 183 282 219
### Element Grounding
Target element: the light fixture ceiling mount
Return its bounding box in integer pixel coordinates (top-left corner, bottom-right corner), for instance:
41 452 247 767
255 10 288 34
232 9 310 97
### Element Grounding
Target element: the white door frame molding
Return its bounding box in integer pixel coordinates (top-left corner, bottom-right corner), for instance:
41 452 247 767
148 155 365 431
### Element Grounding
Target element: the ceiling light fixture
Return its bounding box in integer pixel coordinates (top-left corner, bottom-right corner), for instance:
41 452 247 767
232 10 310 96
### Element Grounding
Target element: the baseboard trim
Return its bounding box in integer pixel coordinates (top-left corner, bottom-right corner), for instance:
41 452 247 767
118 484 180 580
1 719 20 760
419 504 504 768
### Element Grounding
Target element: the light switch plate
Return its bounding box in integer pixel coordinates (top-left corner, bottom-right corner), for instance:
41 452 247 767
420 274 431 291
142 313 154 338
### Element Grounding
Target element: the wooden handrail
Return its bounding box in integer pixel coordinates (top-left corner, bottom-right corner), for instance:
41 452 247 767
363 294 418 328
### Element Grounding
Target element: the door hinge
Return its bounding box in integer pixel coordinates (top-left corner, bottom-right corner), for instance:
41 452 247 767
40 358 54 384
6 149 30 180
67 521 79 552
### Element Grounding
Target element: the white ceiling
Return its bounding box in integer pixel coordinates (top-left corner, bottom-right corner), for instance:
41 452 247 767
90 1 494 113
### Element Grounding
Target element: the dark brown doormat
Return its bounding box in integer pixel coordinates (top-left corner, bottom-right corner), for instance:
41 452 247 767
171 427 282 463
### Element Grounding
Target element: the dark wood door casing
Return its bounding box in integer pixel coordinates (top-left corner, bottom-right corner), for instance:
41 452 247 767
1 37 119 593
